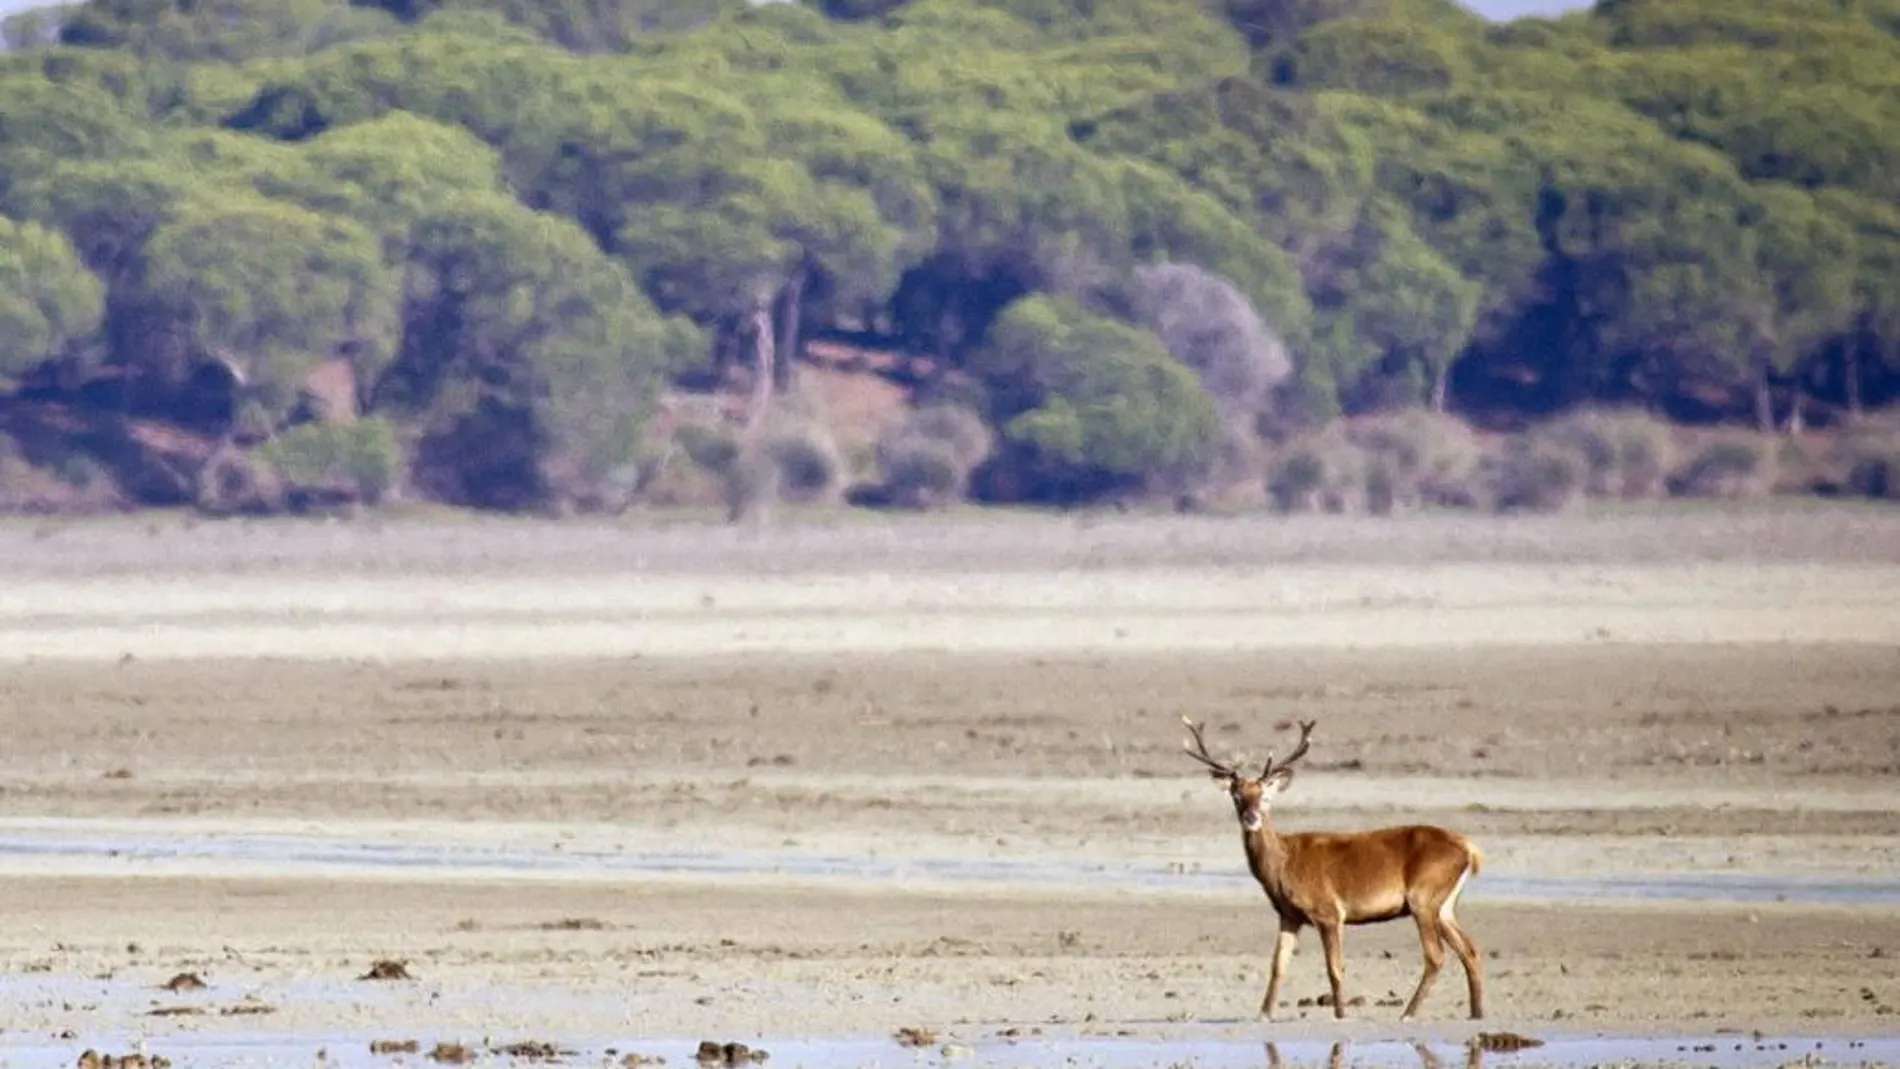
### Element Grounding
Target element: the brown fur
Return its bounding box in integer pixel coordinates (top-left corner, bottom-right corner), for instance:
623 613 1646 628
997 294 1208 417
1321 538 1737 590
1187 719 1486 1022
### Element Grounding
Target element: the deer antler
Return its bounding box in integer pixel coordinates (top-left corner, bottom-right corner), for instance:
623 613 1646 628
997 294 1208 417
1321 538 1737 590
1261 719 1317 779
1181 716 1238 780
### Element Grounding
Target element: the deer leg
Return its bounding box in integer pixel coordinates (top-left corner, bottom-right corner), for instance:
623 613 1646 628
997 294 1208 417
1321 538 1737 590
1438 860 1485 1020
1316 921 1348 1019
1401 913 1447 1022
1439 910 1485 1020
1261 922 1301 1019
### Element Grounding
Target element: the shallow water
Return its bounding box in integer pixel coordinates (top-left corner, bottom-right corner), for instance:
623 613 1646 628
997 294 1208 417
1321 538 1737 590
4 1033 1898 1069
0 827 1896 907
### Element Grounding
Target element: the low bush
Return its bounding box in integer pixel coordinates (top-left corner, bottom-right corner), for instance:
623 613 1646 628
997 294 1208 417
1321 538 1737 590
1345 410 1486 512
1669 435 1774 499
1486 437 1588 513
672 421 743 476
1265 427 1366 514
1535 409 1675 500
257 418 403 505
1828 421 1900 500
762 422 845 503
871 405 995 510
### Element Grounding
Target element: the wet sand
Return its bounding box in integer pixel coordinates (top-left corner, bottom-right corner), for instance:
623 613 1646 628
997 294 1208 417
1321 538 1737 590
0 510 1897 1064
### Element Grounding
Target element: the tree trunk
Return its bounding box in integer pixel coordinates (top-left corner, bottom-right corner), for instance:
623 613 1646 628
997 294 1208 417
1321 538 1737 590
1785 388 1806 436
709 318 738 387
1845 342 1864 421
1753 360 1774 434
774 265 807 394
1429 360 1449 414
746 304 775 434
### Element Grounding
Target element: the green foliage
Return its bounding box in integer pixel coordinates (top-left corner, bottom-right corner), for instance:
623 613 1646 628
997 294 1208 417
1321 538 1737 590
57 0 398 61
8 0 1900 514
0 72 153 204
977 295 1221 496
416 0 727 52
1320 92 1542 331
135 193 397 414
295 112 506 226
258 417 404 503
392 191 702 498
0 216 106 381
1314 198 1482 410
1280 17 1478 97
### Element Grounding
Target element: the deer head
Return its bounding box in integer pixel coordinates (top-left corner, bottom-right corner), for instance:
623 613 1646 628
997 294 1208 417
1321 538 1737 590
1181 716 1315 832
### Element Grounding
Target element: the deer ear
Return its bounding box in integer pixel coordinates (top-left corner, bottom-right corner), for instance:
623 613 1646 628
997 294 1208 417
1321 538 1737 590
1262 767 1295 795
1207 769 1233 784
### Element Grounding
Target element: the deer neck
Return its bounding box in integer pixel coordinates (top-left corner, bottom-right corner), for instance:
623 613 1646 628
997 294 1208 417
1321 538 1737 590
1242 819 1295 902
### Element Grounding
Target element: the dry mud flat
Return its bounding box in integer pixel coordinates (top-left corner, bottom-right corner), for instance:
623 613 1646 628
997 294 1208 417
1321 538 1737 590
0 511 1897 1067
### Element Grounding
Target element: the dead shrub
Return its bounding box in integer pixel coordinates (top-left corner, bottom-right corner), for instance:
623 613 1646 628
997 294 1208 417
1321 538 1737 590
715 421 844 522
194 449 284 516
0 440 124 515
629 422 738 508
1669 434 1775 499
875 437 967 509
1265 426 1366 514
1345 410 1486 512
1827 421 1900 501
761 422 845 503
897 405 993 469
1536 408 1675 500
673 421 742 476
872 405 995 509
721 446 781 523
1486 436 1587 513
1128 262 1293 424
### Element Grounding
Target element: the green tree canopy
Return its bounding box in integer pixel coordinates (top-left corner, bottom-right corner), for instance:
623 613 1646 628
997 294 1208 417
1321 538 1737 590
135 194 397 413
387 191 701 504
0 217 106 383
974 294 1221 499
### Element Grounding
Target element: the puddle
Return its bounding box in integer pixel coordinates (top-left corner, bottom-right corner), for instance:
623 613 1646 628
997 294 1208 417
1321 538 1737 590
0 828 1896 907
1 1033 1897 1069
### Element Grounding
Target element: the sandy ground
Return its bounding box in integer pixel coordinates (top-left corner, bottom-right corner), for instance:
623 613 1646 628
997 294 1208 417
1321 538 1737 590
0 510 1898 1063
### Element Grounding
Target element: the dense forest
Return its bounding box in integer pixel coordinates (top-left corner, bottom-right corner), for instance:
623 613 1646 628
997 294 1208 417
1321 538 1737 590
2 0 1899 518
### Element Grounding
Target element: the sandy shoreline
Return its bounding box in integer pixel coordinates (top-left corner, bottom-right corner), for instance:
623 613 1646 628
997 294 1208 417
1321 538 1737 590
5 561 1900 661
1 513 1897 1060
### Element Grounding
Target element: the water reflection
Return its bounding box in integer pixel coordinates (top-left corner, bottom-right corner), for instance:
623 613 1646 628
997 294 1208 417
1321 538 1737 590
1 824 1895 907
1264 1041 1486 1069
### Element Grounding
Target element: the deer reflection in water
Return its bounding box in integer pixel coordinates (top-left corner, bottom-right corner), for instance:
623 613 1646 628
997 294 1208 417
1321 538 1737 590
1263 1041 1486 1069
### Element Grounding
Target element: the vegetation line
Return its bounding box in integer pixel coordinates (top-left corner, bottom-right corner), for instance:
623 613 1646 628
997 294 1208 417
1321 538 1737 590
2 0 1898 519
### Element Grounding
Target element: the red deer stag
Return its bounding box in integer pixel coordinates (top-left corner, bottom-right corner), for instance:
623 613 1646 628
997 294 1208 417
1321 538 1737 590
1182 716 1485 1022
